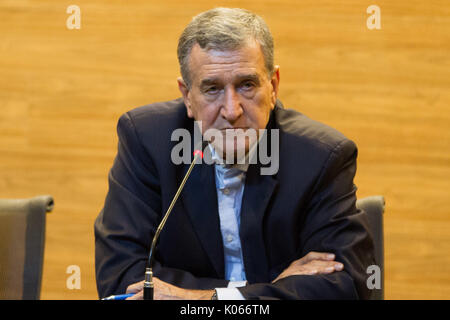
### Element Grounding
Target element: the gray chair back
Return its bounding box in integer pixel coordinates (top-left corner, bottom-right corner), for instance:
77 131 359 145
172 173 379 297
0 195 54 299
356 195 385 300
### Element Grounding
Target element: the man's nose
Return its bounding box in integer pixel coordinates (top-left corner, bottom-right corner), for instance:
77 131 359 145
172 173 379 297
220 88 243 122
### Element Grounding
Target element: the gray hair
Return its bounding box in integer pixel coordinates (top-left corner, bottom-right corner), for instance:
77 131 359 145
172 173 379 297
177 7 274 88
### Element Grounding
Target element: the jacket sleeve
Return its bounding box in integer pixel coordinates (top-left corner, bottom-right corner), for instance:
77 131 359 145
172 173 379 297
238 139 376 300
94 112 228 299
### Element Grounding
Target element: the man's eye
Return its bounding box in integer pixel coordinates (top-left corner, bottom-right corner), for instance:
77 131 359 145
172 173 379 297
205 86 219 94
241 81 255 90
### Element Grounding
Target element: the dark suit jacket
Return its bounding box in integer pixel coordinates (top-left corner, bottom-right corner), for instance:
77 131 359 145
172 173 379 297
94 98 375 299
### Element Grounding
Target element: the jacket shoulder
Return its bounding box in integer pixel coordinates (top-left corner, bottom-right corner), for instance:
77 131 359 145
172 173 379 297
117 98 191 144
274 106 356 155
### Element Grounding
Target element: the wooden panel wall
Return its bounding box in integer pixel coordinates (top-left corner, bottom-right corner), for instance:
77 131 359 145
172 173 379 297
0 0 449 299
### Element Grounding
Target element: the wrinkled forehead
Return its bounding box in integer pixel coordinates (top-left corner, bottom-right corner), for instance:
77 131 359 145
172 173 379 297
187 41 267 85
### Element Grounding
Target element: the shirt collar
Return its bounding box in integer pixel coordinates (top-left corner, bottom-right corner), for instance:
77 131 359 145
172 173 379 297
208 140 259 173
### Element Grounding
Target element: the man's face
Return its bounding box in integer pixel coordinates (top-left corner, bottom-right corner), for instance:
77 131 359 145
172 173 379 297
178 40 280 162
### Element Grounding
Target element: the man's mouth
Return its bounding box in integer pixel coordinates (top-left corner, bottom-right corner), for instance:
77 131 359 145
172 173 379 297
220 127 249 131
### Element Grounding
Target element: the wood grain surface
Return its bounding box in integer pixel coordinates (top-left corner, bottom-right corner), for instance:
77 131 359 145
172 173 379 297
0 0 449 299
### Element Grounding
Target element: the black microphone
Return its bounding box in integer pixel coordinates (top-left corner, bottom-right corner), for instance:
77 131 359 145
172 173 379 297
143 141 207 300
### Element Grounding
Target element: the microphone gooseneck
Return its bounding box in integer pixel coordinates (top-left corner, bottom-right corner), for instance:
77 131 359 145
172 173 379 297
143 144 205 300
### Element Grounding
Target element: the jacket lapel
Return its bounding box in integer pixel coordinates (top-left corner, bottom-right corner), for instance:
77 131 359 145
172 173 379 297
240 111 279 283
239 162 278 284
179 151 225 279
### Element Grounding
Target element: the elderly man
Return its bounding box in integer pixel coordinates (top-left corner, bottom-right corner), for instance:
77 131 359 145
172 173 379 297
94 7 374 300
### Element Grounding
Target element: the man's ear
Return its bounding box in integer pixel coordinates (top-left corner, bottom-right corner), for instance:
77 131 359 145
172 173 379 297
270 66 280 108
177 77 194 118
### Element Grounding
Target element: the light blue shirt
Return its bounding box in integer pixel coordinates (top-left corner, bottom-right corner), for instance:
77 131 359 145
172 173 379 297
214 162 247 282
210 145 250 299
